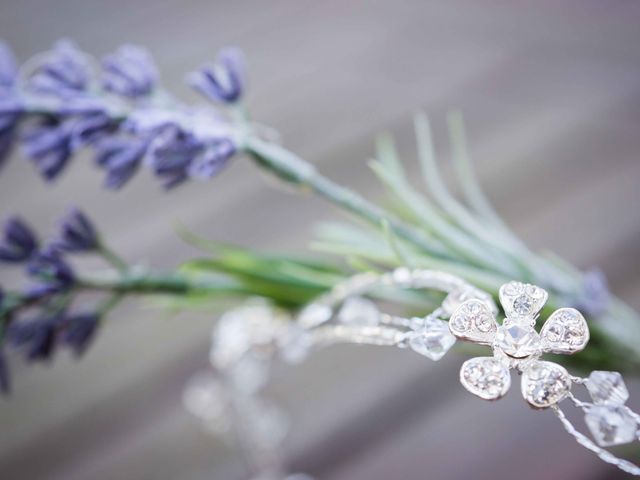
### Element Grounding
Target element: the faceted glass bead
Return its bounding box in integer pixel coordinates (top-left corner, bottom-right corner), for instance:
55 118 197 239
495 323 541 358
586 371 629 406
338 297 380 326
298 303 333 328
585 405 638 447
409 317 456 361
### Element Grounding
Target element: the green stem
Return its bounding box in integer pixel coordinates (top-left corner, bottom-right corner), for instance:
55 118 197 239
97 243 128 273
77 272 204 295
245 136 452 261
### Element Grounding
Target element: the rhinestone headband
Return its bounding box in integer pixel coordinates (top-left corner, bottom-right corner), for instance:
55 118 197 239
184 269 640 478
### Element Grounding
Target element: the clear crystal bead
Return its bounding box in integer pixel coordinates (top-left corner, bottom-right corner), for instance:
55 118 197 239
182 371 231 433
278 324 312 364
585 405 638 447
409 318 456 361
228 353 270 393
338 297 379 326
298 303 333 328
586 371 629 406
495 323 540 358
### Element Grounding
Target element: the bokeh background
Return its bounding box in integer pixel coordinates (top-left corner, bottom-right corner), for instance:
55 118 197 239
1 1 640 479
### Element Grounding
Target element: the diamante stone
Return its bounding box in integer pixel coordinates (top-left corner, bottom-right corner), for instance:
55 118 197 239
503 281 524 296
338 297 379 326
459 357 511 400
474 313 494 332
451 313 471 332
512 295 533 316
495 323 541 358
409 318 456 361
521 361 571 408
526 285 545 298
586 371 629 406
585 405 638 447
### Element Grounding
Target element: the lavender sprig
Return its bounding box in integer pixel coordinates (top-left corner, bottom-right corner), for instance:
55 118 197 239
102 45 157 99
0 40 241 189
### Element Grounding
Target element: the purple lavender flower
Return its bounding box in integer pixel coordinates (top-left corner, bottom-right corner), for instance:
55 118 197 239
69 113 113 150
0 40 18 91
28 40 90 98
26 247 74 288
94 136 148 189
22 282 62 301
147 126 202 189
62 312 99 356
188 47 246 104
6 316 60 362
0 217 39 262
187 138 235 179
53 208 99 252
102 45 158 98
22 120 73 181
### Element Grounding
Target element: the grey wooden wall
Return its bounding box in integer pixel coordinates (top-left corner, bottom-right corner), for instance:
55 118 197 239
1 1 639 479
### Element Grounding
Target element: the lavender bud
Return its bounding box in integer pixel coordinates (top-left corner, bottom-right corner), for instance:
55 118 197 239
0 40 18 91
147 126 201 189
28 40 90 98
23 282 62 301
26 247 74 288
0 97 21 168
22 120 73 181
102 45 158 98
188 47 246 104
0 350 9 394
6 316 60 362
54 207 99 252
187 138 235 179
62 312 100 356
69 113 113 150
0 216 39 262
94 136 147 189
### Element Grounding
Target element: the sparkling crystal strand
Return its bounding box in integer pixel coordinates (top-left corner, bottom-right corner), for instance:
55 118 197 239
586 371 629 406
553 406 640 476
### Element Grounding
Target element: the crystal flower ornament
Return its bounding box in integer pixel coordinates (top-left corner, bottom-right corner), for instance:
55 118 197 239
450 281 589 407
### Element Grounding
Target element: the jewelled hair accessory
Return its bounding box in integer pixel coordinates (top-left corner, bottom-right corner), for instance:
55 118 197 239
184 270 640 478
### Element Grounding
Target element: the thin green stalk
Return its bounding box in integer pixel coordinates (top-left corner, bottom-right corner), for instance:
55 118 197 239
244 136 452 261
97 243 128 273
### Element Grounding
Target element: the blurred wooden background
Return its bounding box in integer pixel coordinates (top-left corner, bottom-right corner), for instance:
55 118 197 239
1 1 640 479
